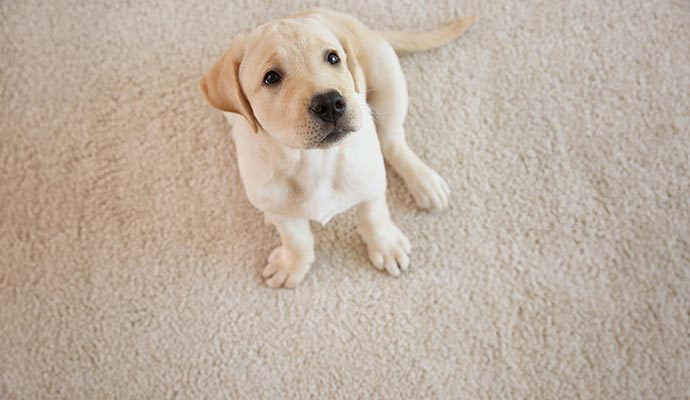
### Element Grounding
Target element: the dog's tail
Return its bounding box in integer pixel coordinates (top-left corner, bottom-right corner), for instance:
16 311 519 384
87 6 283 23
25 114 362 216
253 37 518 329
378 15 476 54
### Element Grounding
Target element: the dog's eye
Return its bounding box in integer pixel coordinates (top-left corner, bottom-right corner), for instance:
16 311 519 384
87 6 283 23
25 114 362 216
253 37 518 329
326 52 340 65
263 71 281 85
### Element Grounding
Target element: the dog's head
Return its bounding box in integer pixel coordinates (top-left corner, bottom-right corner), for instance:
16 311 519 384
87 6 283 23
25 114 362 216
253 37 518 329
201 18 364 149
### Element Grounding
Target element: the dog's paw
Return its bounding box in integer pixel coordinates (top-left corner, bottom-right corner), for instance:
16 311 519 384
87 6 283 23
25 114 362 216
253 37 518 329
364 224 412 277
405 165 450 210
262 246 312 289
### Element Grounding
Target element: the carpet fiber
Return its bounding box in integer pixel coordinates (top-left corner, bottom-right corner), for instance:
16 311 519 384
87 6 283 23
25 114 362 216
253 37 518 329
2 0 689 398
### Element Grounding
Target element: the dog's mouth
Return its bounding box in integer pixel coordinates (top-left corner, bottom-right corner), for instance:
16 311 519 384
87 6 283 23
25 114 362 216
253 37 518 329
316 127 353 148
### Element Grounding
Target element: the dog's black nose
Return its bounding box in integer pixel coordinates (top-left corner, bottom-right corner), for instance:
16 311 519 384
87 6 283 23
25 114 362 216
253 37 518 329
310 90 346 123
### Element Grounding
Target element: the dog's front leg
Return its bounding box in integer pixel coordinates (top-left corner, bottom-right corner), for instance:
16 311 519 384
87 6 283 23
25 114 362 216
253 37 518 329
262 213 314 288
356 194 412 276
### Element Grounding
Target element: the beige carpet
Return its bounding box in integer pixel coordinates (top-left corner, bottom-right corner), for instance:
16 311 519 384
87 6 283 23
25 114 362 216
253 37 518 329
2 0 689 398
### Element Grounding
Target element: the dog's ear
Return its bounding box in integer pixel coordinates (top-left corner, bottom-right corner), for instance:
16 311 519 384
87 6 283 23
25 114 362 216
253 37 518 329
200 35 259 133
340 36 364 94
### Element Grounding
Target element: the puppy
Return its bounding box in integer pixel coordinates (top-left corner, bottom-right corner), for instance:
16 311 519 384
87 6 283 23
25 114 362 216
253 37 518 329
201 8 475 288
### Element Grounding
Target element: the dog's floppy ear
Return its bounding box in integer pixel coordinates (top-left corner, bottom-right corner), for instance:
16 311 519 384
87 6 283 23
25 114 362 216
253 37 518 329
200 35 259 133
340 37 364 94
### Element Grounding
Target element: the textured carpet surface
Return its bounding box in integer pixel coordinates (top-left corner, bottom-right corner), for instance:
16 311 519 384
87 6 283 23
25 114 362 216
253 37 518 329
2 0 690 398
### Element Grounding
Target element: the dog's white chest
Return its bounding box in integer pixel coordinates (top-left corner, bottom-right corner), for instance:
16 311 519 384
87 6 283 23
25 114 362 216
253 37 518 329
230 113 386 224
288 161 374 224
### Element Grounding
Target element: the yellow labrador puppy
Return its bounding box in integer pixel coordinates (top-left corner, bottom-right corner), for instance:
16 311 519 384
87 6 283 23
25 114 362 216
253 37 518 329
201 8 475 288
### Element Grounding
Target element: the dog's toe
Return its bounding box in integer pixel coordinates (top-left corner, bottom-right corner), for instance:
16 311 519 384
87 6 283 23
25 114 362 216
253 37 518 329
365 223 412 276
406 165 450 211
262 246 312 289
